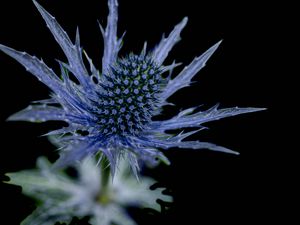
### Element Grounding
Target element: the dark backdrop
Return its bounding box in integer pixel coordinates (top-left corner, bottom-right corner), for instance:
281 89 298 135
0 0 288 224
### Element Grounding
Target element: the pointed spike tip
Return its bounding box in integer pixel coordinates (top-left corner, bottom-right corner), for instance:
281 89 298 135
75 26 80 46
237 107 267 114
208 39 223 54
182 16 189 25
251 107 267 112
0 44 16 56
109 0 119 7
32 0 45 13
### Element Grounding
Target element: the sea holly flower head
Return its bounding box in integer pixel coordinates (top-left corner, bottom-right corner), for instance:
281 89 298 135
5 157 172 225
0 0 264 176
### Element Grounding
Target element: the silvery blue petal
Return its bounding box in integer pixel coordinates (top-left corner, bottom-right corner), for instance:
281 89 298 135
151 105 266 131
33 0 91 89
160 41 222 101
0 44 63 93
7 105 65 122
133 136 238 155
100 0 121 74
153 17 188 65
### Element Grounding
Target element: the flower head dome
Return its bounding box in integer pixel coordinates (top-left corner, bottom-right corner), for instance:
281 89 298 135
0 0 264 176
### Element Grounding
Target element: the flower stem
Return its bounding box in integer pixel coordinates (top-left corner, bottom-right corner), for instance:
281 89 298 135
100 158 110 188
97 154 111 205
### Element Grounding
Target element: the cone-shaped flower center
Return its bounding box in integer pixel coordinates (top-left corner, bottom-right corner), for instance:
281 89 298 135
97 54 164 136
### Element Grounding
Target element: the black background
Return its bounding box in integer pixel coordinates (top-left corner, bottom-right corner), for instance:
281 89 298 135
0 0 292 224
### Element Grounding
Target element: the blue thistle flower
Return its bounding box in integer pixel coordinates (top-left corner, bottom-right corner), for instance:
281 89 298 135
6 157 172 225
0 0 264 176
